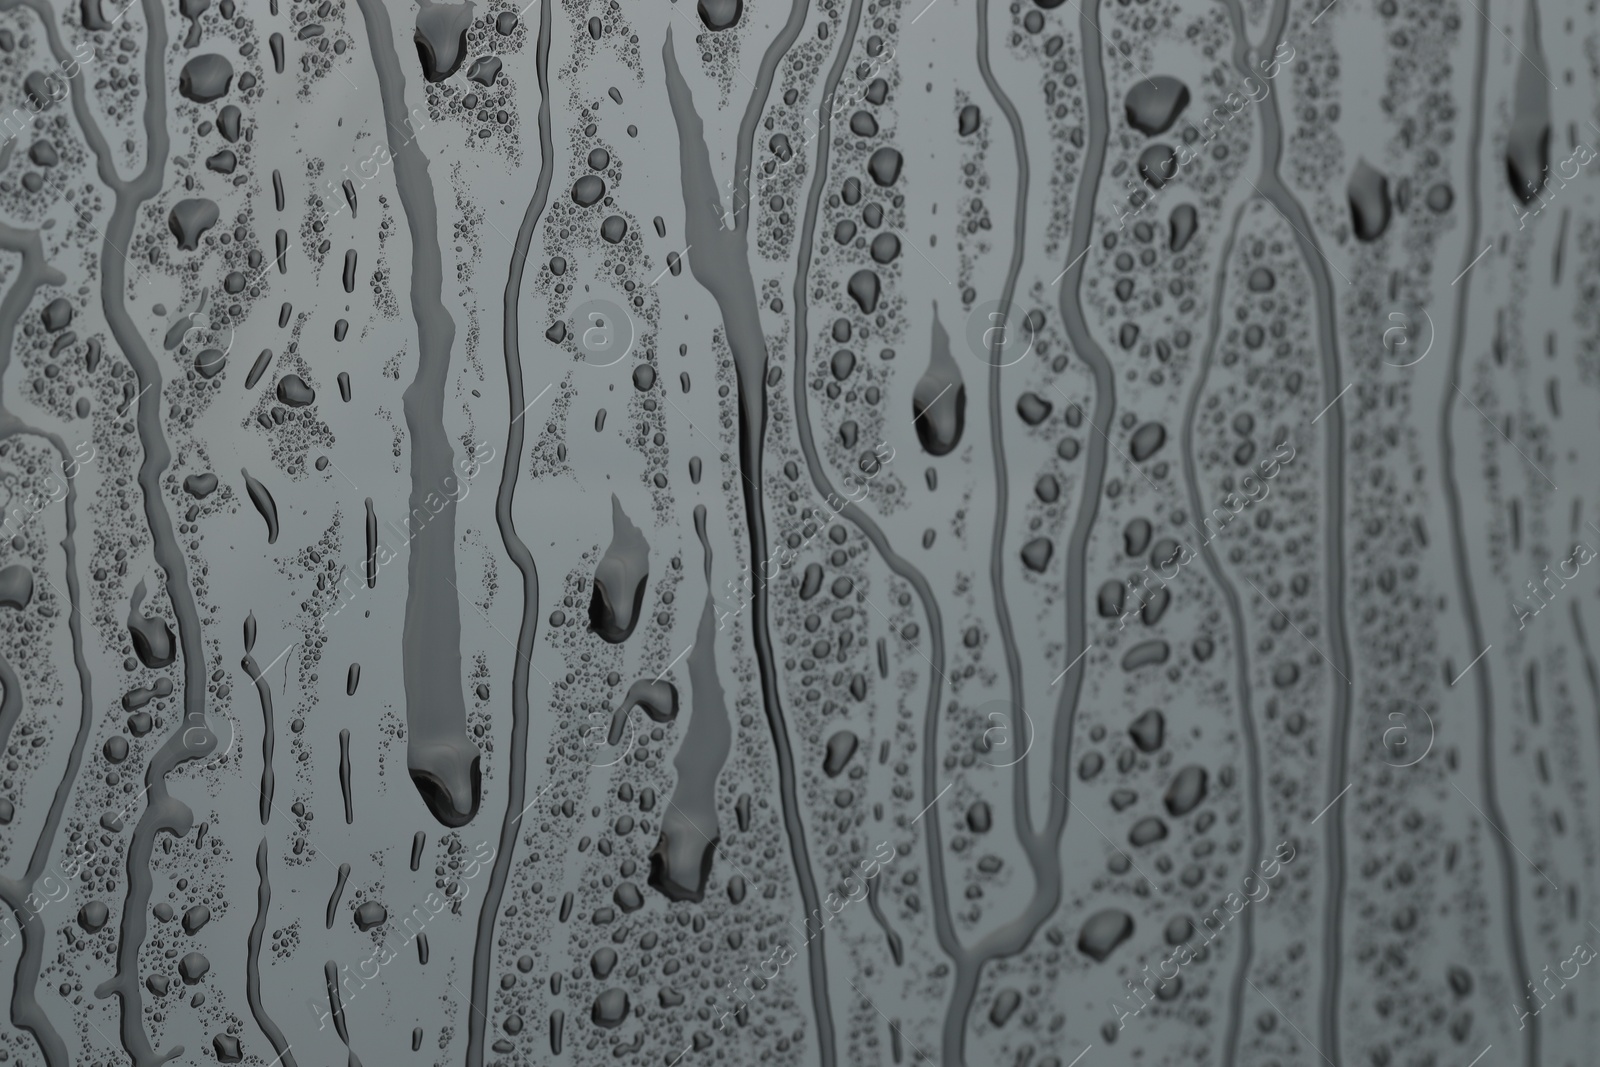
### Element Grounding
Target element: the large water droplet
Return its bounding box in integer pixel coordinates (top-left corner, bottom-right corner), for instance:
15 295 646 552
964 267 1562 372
589 495 650 643
168 198 219 250
0 565 34 610
697 0 742 30
414 1 474 82
1077 908 1134 961
127 581 176 669
178 54 234 102
1124 75 1190 135
912 303 966 456
1347 159 1392 242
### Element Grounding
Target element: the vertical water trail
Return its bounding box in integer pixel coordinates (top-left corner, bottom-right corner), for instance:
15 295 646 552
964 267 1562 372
899 0 1122 1057
877 0 1144 1051
350 0 480 829
786 0 969 1042
1178 199 1263 1067
650 506 734 901
778 0 1128 1055
241 634 277 825
364 498 377 588
661 31 836 1066
972 0 1035 834
0 561 33 769
43 3 229 1061
1214 0 1357 1054
1267 11 1357 1065
914 0 1121 1057
0 657 62 1067
789 0 1120 1055
0 224 67 783
247 841 298 1067
1572 602 1600 807
323 959 364 1067
865 875 904 965
326 863 352 928
339 729 354 822
43 0 206 725
1437 0 1539 1061
730 0 812 234
1042 0 1115 843
0 215 94 1067
0 430 91 1067
465 1 551 1063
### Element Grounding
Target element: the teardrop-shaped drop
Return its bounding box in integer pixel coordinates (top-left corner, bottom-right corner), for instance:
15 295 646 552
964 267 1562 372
913 303 966 456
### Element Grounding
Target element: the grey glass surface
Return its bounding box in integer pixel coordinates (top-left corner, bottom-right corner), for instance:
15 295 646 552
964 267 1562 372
0 0 1587 1065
